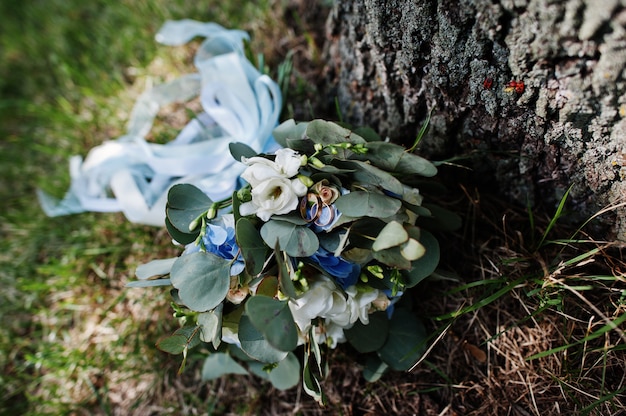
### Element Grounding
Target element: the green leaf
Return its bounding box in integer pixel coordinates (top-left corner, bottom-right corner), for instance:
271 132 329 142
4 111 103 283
333 159 405 195
372 245 412 270
403 230 440 287
344 311 390 353
356 141 437 177
125 278 172 288
416 203 462 232
236 217 269 276
156 326 202 355
245 296 298 352
378 308 427 371
197 304 223 348
260 220 319 257
276 249 298 299
372 221 408 251
306 119 367 147
229 142 258 162
170 252 231 312
256 276 279 297
165 217 198 245
269 352 300 390
353 126 381 142
248 352 301 390
273 119 308 148
302 349 326 405
166 184 213 233
135 258 176 280
239 314 288 363
363 355 389 382
334 191 401 218
201 353 248 380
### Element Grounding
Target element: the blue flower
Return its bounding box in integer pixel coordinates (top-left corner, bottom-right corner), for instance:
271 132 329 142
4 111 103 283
309 246 360 290
185 214 244 275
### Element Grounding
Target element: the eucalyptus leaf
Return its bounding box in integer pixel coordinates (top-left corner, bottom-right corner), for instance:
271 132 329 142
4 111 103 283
403 230 440 287
170 252 231 312
416 203 463 231
334 192 401 219
372 221 408 251
372 246 412 270
306 119 367 146
333 160 405 195
377 308 427 371
344 311 390 353
229 142 258 162
198 304 223 348
260 220 319 257
201 353 248 380
245 296 298 352
166 184 213 234
135 258 177 280
126 278 172 288
353 126 381 142
236 217 269 276
156 326 201 355
239 314 288 363
363 355 389 382
273 119 308 148
256 276 279 298
355 141 438 177
249 352 300 390
165 217 199 245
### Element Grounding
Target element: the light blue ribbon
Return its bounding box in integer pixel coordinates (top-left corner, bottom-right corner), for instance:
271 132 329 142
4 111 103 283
38 20 282 226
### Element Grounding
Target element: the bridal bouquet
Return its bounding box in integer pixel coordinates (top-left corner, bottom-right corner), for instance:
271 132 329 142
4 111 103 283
40 16 456 403
131 118 453 402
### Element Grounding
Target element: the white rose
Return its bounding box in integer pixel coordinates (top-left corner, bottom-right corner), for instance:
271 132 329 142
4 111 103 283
239 176 307 221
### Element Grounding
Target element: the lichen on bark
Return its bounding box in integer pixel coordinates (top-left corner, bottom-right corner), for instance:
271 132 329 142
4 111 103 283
324 0 626 240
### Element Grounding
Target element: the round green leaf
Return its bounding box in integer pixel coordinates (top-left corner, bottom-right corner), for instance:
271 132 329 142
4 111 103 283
170 252 231 312
334 191 402 218
377 308 427 371
239 314 288 363
245 295 298 352
260 220 319 257
165 217 199 245
403 230 440 287
201 353 248 380
166 184 213 233
363 355 389 382
229 142 258 162
344 311 390 353
197 304 223 348
249 352 301 390
372 221 409 251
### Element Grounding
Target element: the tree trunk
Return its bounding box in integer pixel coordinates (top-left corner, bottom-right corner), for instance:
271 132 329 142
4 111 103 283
324 0 626 240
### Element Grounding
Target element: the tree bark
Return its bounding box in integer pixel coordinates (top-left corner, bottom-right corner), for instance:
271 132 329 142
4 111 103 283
324 0 626 240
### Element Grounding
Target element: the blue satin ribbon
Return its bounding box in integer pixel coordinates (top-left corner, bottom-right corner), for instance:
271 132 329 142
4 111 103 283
38 20 282 226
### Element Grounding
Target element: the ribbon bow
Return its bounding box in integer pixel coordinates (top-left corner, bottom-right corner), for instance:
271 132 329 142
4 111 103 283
38 20 282 226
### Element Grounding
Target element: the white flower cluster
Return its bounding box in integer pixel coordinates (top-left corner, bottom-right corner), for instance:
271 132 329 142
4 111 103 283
239 148 308 221
288 276 380 348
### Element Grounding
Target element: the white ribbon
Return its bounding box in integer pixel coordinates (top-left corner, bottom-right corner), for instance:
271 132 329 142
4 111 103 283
38 20 282 226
